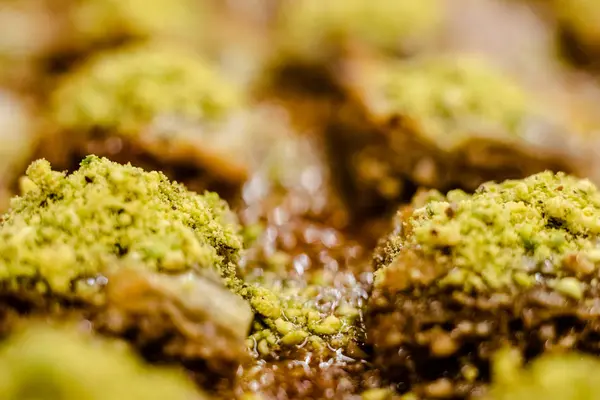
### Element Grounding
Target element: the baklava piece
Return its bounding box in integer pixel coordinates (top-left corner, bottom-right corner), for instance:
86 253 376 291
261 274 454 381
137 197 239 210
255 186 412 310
0 0 203 93
327 56 591 218
367 171 600 398
40 43 248 200
0 156 252 384
36 44 338 212
256 0 442 130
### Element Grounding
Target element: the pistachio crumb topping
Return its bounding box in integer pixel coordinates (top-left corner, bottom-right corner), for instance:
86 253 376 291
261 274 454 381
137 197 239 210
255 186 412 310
51 44 241 137
372 56 534 147
361 388 395 400
379 171 600 293
243 270 366 354
0 156 243 300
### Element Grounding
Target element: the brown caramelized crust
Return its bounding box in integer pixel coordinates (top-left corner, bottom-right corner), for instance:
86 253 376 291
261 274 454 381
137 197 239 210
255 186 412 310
0 271 251 389
368 282 600 398
95 269 251 387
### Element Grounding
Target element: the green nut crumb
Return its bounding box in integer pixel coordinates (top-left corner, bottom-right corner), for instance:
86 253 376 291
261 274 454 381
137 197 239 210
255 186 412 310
362 388 394 400
553 277 584 300
308 335 326 350
513 271 535 288
378 171 600 293
274 318 295 335
247 287 282 319
257 339 271 356
283 308 303 319
374 56 535 148
439 268 466 287
311 315 342 335
280 330 309 346
243 270 363 352
0 324 207 399
0 156 242 300
51 44 241 137
307 310 322 323
265 331 278 346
